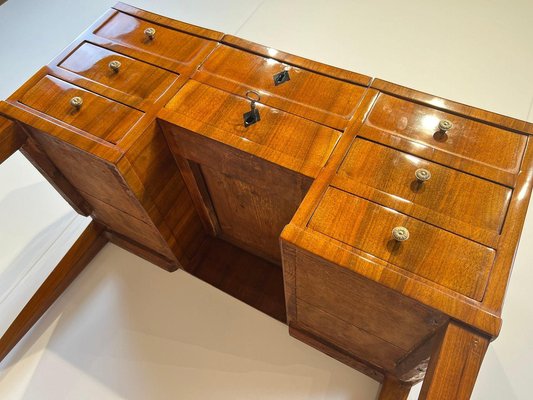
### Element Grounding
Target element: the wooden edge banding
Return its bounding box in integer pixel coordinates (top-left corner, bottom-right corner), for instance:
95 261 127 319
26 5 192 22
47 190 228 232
106 231 179 272
372 79 533 135
113 2 224 41
378 376 412 400
0 118 26 164
289 324 385 383
222 35 372 86
0 221 107 363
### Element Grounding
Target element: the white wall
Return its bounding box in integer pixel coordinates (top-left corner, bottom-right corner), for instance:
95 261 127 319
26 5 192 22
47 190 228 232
0 1 532 399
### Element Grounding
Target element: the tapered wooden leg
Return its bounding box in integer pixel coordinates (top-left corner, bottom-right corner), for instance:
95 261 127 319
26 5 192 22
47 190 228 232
418 321 489 400
0 118 25 164
378 376 411 400
0 221 107 362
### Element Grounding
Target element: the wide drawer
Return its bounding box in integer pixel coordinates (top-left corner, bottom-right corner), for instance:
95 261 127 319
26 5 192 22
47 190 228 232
163 80 341 178
19 75 142 144
337 139 512 236
308 188 495 300
58 42 178 103
362 93 527 176
95 11 213 66
194 45 367 129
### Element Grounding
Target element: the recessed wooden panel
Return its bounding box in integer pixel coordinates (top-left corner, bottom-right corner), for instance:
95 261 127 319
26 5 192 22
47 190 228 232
297 300 404 371
163 80 341 178
95 11 214 66
337 139 512 235
309 188 495 300
362 93 526 175
195 44 367 129
19 75 142 144
59 42 178 103
201 164 308 263
87 193 175 260
295 250 446 351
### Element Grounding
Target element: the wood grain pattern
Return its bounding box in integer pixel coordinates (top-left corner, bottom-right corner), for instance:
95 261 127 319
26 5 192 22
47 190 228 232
19 75 143 144
309 188 495 300
359 92 527 186
3 5 533 398
336 138 511 241
222 35 372 86
58 42 179 106
161 80 341 178
94 11 215 67
372 79 533 135
378 377 411 400
0 221 107 363
194 44 368 129
20 136 92 216
0 117 25 164
419 321 489 400
113 2 224 41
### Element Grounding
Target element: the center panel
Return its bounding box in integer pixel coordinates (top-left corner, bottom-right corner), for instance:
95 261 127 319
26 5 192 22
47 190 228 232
200 163 310 264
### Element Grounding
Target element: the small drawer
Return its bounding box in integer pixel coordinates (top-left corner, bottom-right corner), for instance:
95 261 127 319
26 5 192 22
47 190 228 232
163 80 341 178
95 12 213 66
362 93 527 176
19 75 142 144
308 188 495 300
337 139 512 236
194 45 367 129
58 42 178 103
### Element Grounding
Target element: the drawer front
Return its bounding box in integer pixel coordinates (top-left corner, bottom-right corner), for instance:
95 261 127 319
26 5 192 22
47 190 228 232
19 75 142 144
95 12 213 66
363 93 526 174
309 188 495 300
194 45 367 129
59 42 178 103
337 139 512 234
164 80 341 177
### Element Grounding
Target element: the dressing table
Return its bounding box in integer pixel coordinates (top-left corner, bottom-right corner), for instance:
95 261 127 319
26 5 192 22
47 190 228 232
1 3 532 399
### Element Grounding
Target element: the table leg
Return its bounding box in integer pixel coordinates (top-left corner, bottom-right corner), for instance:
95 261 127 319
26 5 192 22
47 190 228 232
418 321 489 400
0 221 107 363
378 376 411 400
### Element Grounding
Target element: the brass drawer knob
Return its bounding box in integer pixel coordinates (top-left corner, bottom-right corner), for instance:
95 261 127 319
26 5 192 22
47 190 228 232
70 96 83 109
144 27 156 40
438 119 453 132
415 168 431 182
108 60 122 72
392 226 410 242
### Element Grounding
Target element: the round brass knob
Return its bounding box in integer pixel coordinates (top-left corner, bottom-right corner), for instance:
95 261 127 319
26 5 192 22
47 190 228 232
70 96 83 109
438 119 453 132
108 60 122 72
415 168 431 182
392 226 410 242
144 27 156 40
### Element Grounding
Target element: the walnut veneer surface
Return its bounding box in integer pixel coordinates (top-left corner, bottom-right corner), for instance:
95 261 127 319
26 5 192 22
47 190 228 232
1 3 532 400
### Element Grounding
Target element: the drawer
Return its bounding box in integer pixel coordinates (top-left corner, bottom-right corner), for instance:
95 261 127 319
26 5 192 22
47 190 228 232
363 93 527 175
163 80 341 178
19 75 142 144
308 188 495 300
95 11 213 66
58 42 178 103
337 139 512 235
194 45 367 129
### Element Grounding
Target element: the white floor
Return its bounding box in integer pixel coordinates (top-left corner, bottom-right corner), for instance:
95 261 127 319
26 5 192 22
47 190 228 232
0 1 532 399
